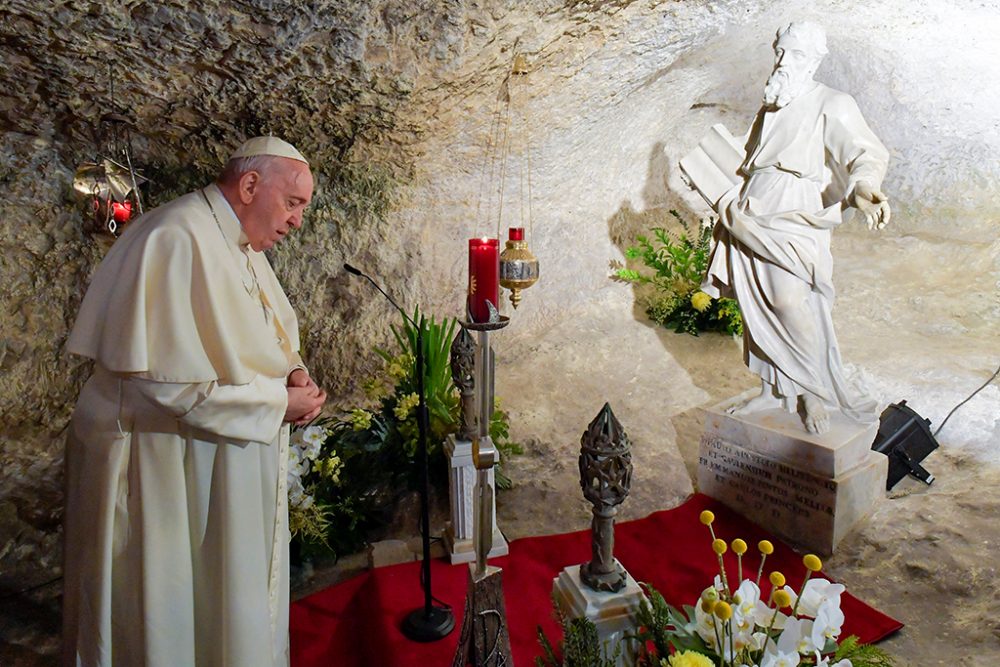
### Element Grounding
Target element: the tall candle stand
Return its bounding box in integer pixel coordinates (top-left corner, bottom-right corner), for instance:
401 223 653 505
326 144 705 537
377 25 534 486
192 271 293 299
452 315 513 667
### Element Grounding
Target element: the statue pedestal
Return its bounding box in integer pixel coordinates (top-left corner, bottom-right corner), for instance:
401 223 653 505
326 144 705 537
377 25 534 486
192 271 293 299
443 435 508 564
697 392 887 555
551 562 645 666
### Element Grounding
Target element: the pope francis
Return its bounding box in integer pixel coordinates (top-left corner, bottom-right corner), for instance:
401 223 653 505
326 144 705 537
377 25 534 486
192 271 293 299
62 137 327 667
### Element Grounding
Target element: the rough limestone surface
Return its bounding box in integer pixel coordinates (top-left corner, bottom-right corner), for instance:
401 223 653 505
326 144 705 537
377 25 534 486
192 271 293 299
1 1 999 665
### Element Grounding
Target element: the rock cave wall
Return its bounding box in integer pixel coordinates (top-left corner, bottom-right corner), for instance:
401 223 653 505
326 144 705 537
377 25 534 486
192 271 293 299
1 0 998 590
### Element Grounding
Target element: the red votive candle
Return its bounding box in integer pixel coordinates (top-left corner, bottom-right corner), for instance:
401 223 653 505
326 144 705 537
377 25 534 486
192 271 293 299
508 226 524 241
468 237 499 323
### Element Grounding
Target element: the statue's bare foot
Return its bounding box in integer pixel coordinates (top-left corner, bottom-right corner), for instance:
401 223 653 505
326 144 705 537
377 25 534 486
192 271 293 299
802 394 830 434
728 388 783 416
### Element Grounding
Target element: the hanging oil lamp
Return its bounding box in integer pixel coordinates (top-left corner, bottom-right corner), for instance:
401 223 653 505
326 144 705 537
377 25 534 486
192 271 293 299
72 67 146 238
477 53 542 310
499 226 539 309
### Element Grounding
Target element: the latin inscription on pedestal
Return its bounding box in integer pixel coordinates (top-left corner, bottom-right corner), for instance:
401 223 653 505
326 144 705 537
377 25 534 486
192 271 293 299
697 412 887 555
699 436 836 524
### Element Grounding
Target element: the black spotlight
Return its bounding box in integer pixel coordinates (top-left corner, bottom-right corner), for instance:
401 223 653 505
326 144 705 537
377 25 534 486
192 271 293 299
871 400 939 490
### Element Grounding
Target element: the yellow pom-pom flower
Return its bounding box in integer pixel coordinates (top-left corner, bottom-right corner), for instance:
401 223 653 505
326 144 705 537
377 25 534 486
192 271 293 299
699 510 715 526
713 600 733 621
712 539 727 555
691 291 713 313
772 589 792 609
669 650 715 667
669 650 714 667
769 572 786 588
758 540 774 555
701 598 715 613
803 554 823 572
731 538 748 555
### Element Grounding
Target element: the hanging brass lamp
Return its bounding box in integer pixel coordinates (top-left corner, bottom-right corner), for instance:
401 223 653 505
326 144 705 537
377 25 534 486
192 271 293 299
499 226 538 309
479 53 541 310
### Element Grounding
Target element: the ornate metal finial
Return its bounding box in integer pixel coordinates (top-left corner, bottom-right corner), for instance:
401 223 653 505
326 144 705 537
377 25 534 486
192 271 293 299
451 327 478 441
578 403 633 592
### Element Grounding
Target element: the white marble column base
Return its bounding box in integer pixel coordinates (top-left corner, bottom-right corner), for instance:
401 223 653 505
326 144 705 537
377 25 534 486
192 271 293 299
552 562 647 667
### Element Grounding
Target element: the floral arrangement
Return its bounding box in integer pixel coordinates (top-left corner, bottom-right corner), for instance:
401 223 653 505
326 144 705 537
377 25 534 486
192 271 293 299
613 210 742 336
631 510 896 667
288 308 520 560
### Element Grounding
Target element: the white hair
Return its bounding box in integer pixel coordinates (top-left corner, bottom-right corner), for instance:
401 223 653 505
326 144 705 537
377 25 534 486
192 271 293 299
774 21 828 60
217 154 281 185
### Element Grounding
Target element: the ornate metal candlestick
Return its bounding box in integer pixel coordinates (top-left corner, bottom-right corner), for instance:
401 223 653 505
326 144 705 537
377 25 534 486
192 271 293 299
452 316 513 667
579 403 633 593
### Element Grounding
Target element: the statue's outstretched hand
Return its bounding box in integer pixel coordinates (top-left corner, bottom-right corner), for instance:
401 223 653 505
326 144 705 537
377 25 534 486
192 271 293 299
852 181 891 230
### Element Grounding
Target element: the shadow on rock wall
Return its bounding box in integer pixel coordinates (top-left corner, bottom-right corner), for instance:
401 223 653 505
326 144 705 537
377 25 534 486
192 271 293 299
606 140 753 481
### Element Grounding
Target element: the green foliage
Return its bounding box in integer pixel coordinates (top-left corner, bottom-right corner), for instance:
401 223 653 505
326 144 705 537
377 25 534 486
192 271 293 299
631 584 711 663
290 309 520 561
375 307 459 457
614 210 743 336
536 594 620 667
835 635 897 667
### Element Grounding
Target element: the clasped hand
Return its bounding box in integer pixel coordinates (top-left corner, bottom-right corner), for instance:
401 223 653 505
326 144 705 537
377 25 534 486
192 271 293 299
852 181 891 230
285 369 326 425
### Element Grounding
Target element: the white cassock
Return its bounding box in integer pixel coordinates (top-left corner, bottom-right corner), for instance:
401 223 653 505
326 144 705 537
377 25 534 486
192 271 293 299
702 82 888 422
63 184 303 666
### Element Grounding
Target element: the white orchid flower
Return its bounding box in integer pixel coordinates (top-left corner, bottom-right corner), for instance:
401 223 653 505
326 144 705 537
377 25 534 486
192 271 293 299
733 579 761 626
693 601 720 649
753 599 789 630
760 649 800 667
811 598 845 648
813 650 852 667
795 579 845 618
777 616 817 655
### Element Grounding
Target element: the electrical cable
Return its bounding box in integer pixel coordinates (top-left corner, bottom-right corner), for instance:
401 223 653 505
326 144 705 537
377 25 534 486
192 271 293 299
933 361 1000 437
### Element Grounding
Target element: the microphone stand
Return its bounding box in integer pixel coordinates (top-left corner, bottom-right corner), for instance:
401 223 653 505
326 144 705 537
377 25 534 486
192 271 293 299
344 263 455 642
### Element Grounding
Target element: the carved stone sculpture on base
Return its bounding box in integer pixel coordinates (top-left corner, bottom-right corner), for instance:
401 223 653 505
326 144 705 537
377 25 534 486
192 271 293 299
553 404 645 667
578 403 633 592
683 21 892 435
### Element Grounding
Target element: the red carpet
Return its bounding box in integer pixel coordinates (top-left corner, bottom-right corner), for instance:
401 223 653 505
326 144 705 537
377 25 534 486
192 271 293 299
291 494 902 666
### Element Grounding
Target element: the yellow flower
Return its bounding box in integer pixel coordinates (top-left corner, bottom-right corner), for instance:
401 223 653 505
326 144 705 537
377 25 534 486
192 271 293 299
691 291 712 312
316 455 343 484
712 538 727 555
758 540 774 555
394 392 419 420
772 589 792 609
363 378 388 401
731 538 748 555
350 408 372 431
803 554 823 572
699 510 715 526
713 600 733 621
668 650 714 667
769 571 786 588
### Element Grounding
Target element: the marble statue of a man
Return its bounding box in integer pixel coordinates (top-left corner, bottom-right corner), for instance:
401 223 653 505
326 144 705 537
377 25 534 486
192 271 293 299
700 22 891 434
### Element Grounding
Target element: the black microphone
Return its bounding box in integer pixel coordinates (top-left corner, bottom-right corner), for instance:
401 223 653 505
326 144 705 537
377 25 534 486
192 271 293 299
342 261 454 641
343 263 415 328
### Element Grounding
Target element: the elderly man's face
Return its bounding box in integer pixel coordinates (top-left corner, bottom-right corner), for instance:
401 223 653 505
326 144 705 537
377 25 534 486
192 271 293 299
763 34 821 109
242 158 314 252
